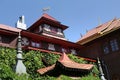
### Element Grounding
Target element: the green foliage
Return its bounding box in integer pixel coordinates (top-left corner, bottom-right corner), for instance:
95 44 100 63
42 52 60 65
0 64 15 79
0 47 100 80
81 74 100 80
68 54 87 64
23 50 44 78
0 47 16 80
57 75 74 80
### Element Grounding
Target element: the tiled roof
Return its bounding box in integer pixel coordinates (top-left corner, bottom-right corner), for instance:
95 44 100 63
77 18 120 44
42 13 58 22
58 53 94 70
37 64 55 75
0 24 21 32
37 53 94 75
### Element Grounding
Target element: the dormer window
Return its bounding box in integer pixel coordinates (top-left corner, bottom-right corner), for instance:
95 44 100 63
44 24 50 31
48 43 55 51
57 28 63 35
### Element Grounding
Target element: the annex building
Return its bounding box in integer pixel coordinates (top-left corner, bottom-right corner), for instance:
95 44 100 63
77 18 120 80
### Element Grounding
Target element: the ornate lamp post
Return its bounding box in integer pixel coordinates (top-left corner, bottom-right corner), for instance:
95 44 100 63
97 58 106 80
15 32 26 74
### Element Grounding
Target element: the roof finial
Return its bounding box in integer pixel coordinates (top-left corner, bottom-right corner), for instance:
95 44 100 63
42 7 50 13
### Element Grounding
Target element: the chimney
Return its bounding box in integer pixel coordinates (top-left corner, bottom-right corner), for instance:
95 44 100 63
16 15 27 30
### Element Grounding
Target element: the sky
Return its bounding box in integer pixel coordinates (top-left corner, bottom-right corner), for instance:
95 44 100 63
0 0 120 42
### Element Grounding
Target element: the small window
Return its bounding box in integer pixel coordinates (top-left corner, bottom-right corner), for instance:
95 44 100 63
71 49 77 55
48 43 55 51
31 41 40 48
36 43 40 48
51 27 57 33
57 28 63 35
110 39 119 51
31 41 36 47
44 24 50 31
103 42 110 54
103 46 109 54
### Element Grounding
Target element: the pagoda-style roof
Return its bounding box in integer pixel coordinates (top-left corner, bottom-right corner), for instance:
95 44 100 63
77 18 120 45
58 53 93 70
27 13 68 31
37 53 94 76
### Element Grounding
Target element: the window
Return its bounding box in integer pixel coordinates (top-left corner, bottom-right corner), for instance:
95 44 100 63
31 41 40 48
110 39 119 51
44 24 50 31
71 49 77 55
51 27 57 33
103 45 109 54
48 43 55 51
57 28 63 35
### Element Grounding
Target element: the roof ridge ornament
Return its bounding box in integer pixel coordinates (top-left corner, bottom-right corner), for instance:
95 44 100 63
16 15 27 30
42 7 50 13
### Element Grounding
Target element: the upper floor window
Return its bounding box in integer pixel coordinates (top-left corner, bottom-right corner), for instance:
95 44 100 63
57 28 63 35
103 44 110 54
51 27 57 33
44 24 50 31
21 37 30 46
48 43 55 51
31 41 40 48
110 39 119 51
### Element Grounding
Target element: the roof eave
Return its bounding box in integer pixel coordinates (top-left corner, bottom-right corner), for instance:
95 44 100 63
77 26 120 45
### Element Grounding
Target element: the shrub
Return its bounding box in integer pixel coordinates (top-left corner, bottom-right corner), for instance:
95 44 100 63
0 47 100 80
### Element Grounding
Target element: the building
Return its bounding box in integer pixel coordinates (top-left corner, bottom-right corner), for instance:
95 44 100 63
0 13 95 77
77 18 120 80
0 13 82 55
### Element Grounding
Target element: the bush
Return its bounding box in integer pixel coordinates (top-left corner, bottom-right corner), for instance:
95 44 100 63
0 47 100 80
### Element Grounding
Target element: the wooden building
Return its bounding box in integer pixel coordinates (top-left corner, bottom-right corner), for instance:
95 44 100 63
0 13 82 55
77 18 120 80
0 13 96 77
